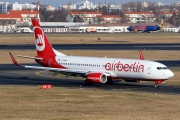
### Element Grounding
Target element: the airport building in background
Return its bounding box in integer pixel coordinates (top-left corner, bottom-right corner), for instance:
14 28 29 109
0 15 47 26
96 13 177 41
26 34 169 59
0 1 178 33
0 9 39 22
62 0 121 10
0 2 37 13
66 11 102 23
62 0 96 10
0 9 40 32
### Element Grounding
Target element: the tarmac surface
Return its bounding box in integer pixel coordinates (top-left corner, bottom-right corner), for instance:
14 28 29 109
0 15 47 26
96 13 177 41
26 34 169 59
1 43 180 50
0 64 179 95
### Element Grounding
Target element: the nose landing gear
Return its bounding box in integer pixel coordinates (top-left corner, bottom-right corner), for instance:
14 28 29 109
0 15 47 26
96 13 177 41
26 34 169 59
155 80 163 88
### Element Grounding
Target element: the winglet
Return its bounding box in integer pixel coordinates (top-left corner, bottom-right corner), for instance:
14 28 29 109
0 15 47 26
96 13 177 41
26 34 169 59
9 52 20 66
139 50 144 60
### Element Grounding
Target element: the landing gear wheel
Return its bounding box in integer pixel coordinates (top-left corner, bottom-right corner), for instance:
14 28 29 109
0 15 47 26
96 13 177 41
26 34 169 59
84 80 92 86
155 84 159 88
155 80 162 88
105 79 113 85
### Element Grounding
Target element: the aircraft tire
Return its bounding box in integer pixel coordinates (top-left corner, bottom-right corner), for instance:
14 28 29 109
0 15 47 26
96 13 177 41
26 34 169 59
84 80 92 86
155 84 159 88
105 79 113 85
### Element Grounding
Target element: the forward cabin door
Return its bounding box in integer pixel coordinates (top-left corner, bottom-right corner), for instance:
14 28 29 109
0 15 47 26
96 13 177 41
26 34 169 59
147 64 152 74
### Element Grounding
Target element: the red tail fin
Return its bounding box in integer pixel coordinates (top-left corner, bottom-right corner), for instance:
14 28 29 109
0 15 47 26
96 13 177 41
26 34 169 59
32 19 55 57
139 50 144 60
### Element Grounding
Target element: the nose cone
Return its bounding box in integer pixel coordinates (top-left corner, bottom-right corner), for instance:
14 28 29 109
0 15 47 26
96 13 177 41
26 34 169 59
167 70 174 78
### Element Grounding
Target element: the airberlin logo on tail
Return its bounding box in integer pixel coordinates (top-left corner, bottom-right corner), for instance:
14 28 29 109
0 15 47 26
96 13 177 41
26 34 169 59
33 26 45 51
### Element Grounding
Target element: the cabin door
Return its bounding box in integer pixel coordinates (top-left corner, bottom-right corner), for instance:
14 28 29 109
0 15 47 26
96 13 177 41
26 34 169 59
147 65 152 74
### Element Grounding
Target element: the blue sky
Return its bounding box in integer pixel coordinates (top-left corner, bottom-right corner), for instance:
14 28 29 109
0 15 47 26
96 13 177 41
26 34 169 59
3 0 180 7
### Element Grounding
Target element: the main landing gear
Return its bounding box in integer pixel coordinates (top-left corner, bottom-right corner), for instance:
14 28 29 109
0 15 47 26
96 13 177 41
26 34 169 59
154 80 163 88
84 80 92 86
155 84 159 88
105 78 114 85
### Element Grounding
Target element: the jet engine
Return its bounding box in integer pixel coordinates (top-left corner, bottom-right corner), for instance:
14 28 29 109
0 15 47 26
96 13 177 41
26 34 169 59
86 73 107 84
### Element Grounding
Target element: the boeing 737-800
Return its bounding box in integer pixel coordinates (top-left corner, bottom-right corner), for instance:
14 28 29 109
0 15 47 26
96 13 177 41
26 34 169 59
127 16 165 33
9 19 174 88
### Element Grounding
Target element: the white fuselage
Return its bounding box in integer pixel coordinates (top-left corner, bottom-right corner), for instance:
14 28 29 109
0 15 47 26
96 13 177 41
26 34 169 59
55 56 174 81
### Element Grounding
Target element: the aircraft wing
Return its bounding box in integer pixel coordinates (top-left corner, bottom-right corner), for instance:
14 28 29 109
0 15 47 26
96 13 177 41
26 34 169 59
9 52 111 77
24 65 92 78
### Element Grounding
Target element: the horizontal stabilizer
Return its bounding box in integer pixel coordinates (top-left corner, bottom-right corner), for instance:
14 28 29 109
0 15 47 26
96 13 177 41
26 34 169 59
9 52 20 66
16 55 43 60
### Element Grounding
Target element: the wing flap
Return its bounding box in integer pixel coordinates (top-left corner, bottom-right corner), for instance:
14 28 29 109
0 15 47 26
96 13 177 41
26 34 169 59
24 65 88 74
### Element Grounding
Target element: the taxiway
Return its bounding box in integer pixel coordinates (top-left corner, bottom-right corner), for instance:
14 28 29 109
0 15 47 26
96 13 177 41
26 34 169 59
0 64 179 95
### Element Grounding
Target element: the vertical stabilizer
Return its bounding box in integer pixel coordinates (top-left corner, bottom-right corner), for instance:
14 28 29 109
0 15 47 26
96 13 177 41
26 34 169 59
32 19 66 57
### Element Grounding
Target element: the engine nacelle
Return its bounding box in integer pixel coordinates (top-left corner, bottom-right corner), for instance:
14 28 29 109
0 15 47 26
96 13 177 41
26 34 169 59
86 73 107 83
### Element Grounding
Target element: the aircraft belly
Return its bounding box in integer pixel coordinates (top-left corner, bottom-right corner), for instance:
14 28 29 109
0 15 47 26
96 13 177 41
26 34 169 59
115 71 144 79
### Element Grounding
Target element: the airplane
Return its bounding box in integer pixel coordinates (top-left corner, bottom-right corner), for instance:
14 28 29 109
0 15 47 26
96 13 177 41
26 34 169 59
9 19 174 88
127 16 165 33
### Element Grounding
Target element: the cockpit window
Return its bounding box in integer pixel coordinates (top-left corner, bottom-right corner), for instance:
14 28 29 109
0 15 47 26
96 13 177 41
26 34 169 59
157 67 168 70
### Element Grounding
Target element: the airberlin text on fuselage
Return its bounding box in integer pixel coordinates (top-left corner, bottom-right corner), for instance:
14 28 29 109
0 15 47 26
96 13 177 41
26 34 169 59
105 61 144 73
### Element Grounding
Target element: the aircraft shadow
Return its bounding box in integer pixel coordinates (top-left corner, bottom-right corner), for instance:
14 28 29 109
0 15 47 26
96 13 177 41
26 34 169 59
0 74 179 95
